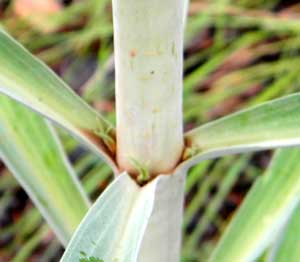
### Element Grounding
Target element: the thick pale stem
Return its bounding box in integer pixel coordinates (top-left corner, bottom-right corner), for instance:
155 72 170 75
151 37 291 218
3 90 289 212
113 0 184 175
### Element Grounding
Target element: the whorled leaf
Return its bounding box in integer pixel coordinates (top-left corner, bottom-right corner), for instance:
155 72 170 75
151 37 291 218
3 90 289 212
270 205 300 262
210 148 300 262
0 95 90 246
61 173 158 262
182 94 300 169
0 28 117 173
61 170 186 262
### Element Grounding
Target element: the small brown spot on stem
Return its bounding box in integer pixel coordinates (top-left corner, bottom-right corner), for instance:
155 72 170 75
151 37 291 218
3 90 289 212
130 49 137 57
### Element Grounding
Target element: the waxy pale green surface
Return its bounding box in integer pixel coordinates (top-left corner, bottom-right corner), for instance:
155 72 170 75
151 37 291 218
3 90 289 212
183 94 300 168
61 173 158 262
62 171 186 262
272 205 300 262
0 95 90 246
113 0 184 174
0 29 117 172
211 149 300 261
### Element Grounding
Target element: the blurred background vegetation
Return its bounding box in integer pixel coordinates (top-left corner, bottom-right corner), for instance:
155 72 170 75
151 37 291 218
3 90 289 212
0 0 299 261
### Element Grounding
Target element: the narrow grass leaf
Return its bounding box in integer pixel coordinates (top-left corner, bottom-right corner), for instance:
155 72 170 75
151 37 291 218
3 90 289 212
61 173 158 262
62 170 186 262
210 148 300 262
0 28 117 172
182 94 300 168
271 205 300 262
0 95 90 246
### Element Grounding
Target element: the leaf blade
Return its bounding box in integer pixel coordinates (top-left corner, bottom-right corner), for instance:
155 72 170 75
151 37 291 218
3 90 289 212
0 95 90 246
61 173 158 262
182 94 300 168
271 205 300 262
210 148 300 261
0 28 117 172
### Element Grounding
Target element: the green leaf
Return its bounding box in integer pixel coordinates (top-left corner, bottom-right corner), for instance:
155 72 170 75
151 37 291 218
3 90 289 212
271 205 300 262
210 148 300 262
62 170 186 262
0 95 90 246
61 173 158 262
182 94 300 168
0 28 117 172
